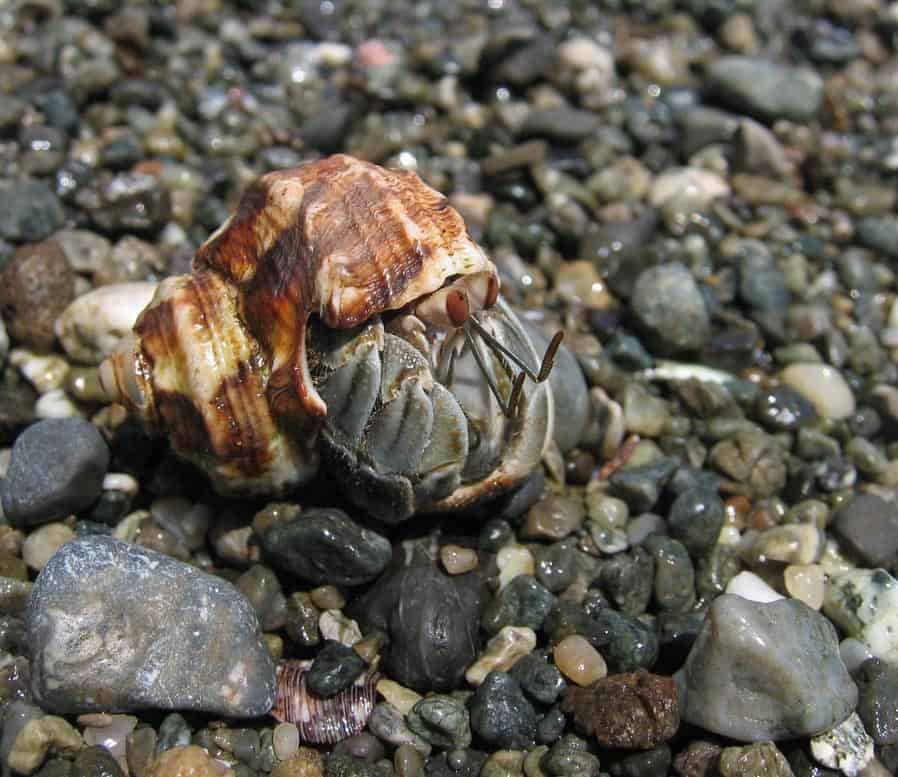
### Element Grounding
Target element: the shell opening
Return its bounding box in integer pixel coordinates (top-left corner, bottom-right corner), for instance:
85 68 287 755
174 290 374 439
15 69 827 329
99 333 147 409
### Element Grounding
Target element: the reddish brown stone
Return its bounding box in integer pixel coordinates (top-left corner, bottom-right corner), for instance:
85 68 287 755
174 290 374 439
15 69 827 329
673 740 723 777
561 669 679 749
0 240 75 350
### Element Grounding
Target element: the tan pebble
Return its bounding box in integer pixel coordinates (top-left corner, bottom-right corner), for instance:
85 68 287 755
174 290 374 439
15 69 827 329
264 633 283 660
0 526 24 556
10 350 70 394
482 750 525 776
649 167 730 208
748 524 823 566
66 367 108 403
309 585 345 610
497 545 535 589
394 743 425 777
780 363 855 420
272 723 299 761
376 679 422 716
553 634 607 687
352 632 385 665
555 261 615 310
520 496 586 541
35 389 82 419
440 544 479 574
523 745 549 777
465 626 536 687
8 716 83 775
22 523 75 571
147 746 234 777
268 748 324 777
318 610 362 646
784 564 825 610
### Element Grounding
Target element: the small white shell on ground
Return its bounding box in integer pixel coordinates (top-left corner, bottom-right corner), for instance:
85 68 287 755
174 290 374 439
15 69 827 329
779 363 855 421
54 282 158 365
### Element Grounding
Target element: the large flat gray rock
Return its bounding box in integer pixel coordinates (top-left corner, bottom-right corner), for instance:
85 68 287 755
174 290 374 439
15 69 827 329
27 536 276 717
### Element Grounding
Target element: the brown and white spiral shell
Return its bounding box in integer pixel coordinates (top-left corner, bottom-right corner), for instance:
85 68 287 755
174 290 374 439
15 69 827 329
271 660 380 745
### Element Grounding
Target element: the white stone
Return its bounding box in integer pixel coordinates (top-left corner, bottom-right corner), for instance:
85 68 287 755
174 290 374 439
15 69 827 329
784 564 825 610
497 544 535 589
318 610 362 646
725 571 784 603
824 568 898 663
780 363 856 421
35 389 82 419
54 282 158 365
649 167 730 208
810 713 874 777
465 625 536 687
10 350 69 394
102 473 139 497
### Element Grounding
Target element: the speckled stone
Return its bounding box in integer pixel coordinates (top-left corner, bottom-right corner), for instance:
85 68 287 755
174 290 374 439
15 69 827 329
27 536 276 716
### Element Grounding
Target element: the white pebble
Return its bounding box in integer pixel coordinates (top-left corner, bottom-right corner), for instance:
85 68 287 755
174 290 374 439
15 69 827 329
784 564 825 610
840 638 875 674
54 282 157 365
272 722 299 761
102 473 139 497
780 363 855 421
725 571 784 603
23 523 75 571
810 713 873 777
465 626 536 687
824 569 898 664
10 349 69 394
497 544 535 589
35 389 82 419
318 610 362 646
649 167 730 208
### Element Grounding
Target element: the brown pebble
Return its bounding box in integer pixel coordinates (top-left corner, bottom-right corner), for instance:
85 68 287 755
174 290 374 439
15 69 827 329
269 748 324 777
672 740 722 777
723 496 750 530
147 746 234 777
520 495 586 541
0 551 28 581
126 726 157 777
0 241 75 350
565 449 595 484
553 634 607 687
561 670 679 749
440 544 479 574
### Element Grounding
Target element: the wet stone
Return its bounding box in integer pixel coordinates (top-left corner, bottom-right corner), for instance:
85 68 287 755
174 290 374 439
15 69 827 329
234 565 287 632
261 509 391 586
708 431 786 499
520 496 585 541
540 734 599 777
856 659 898 746
755 386 818 431
1 418 109 528
609 458 678 513
423 750 487 777
509 652 566 706
831 494 898 568
27 536 276 716
0 181 65 243
609 745 671 777
87 173 171 235
481 575 555 636
809 713 873 776
306 641 367 698
717 743 792 777
599 547 654 616
72 746 125 777
561 670 679 750
469 672 538 750
706 56 823 122
857 217 898 261
0 240 75 351
536 705 566 747
644 536 696 613
667 488 725 557
630 263 710 354
676 595 857 741
520 107 600 144
406 695 471 750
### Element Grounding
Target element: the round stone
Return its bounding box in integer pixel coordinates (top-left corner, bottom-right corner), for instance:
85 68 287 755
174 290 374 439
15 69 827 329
780 364 855 420
553 635 607 687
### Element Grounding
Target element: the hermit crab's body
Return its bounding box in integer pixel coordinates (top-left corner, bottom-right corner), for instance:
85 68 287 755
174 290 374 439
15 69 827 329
101 155 569 521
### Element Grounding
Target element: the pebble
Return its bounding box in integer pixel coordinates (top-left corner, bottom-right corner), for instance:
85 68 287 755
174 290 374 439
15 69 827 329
374 679 421 717
521 496 585 541
394 744 424 777
55 282 158 366
824 569 898 664
234 565 287 632
0 181 65 243
73 746 126 777
561 670 679 749
481 575 555 636
706 56 823 122
667 488 725 556
466 626 536 687
22 523 75 571
27 536 276 716
440 545 478 575
406 695 471 750
0 240 75 351
306 641 367 697
308 585 345 611
718 743 792 777
724 571 784 603
469 672 538 750
831 494 898 567
649 168 730 209
540 735 599 777
784 565 825 610
780 364 856 421
351 558 481 693
644 536 696 613
630 263 710 354
269 748 323 777
810 713 874 777
1 418 109 527
317 610 362 646
147 747 234 777
509 652 566 706
4 708 83 776
856 659 898 746
552 635 606 687
10 350 70 394
520 107 599 143
497 544 536 589
677 594 857 741
260 508 391 586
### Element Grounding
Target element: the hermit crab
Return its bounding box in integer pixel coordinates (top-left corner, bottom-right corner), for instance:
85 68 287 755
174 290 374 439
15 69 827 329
100 154 579 522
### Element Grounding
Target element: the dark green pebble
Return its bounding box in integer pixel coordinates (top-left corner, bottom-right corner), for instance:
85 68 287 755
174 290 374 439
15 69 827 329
478 519 515 552
509 652 566 705
667 487 725 557
481 575 555 635
534 540 578 593
306 641 368 698
406 694 471 750
469 672 538 750
536 705 567 745
540 734 600 777
856 658 898 745
644 536 695 613
599 547 654 616
609 458 678 513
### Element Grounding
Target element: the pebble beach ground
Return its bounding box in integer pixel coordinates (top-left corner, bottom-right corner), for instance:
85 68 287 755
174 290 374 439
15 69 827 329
1 1 898 776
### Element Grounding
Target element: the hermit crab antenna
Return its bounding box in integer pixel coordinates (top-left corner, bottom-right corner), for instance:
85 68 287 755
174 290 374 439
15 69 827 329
462 326 526 418
467 316 564 383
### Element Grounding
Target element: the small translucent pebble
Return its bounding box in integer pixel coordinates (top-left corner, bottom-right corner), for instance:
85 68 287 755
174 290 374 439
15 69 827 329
784 564 825 610
22 523 75 571
440 544 478 575
465 626 536 687
497 545 535 589
725 571 784 603
272 723 299 761
553 634 607 687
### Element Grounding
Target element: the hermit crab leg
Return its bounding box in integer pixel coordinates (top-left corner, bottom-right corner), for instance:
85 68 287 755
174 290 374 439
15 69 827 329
466 315 564 383
462 326 526 418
